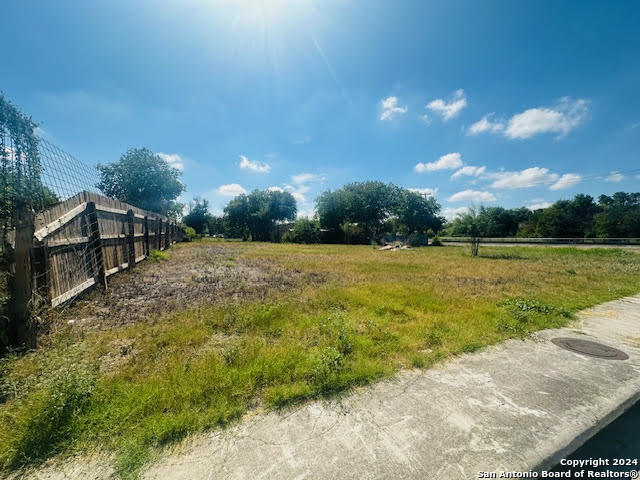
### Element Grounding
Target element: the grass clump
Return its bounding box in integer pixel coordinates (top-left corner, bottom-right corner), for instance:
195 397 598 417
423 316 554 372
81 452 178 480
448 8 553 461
148 249 169 262
1 242 639 477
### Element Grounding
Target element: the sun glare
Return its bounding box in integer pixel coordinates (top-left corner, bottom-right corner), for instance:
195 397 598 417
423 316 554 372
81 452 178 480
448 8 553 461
221 0 306 28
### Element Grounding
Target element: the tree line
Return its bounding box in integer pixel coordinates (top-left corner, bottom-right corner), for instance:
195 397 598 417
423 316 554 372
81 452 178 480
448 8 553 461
84 139 639 243
447 193 640 239
93 148 640 243
182 181 445 244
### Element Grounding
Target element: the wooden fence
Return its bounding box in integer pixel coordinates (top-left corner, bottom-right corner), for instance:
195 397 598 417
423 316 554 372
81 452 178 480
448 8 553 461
27 191 178 307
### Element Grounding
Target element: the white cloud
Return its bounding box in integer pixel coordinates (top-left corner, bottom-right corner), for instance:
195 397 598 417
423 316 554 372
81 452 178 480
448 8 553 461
267 186 285 192
415 152 463 172
443 206 469 219
217 183 247 196
490 167 559 189
426 89 467 121
605 171 625 183
448 189 496 203
271 173 327 206
290 191 306 203
408 187 438 196
157 152 185 170
418 113 430 124
239 155 270 173
505 98 588 139
467 114 505 135
527 200 552 210
379 96 407 121
291 173 325 184
451 165 487 179
549 173 582 190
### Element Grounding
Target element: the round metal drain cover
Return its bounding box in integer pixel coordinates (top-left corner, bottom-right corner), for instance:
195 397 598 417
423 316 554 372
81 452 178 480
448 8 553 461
551 337 629 360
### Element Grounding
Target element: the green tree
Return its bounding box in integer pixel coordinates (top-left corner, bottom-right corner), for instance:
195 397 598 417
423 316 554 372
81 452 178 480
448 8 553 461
516 194 598 238
207 215 225 236
316 182 444 243
97 148 185 212
282 217 321 244
342 181 400 239
315 189 348 242
183 197 211 234
223 189 296 241
394 191 444 234
167 201 185 222
594 192 640 238
448 206 493 256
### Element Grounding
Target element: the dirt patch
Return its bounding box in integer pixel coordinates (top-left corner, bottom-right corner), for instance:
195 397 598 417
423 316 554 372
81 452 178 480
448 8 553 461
57 243 312 329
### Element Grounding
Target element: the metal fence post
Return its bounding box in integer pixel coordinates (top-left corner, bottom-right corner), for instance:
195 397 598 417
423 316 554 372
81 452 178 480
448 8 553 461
126 209 135 268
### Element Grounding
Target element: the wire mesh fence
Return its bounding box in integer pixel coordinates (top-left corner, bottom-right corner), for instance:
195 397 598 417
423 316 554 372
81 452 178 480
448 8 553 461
1 129 177 348
38 136 101 203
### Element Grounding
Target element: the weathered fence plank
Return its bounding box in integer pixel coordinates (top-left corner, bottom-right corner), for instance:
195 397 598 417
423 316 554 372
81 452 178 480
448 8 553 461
16 191 179 309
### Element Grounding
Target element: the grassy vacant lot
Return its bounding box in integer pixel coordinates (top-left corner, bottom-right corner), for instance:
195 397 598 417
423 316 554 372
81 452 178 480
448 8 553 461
1 241 640 478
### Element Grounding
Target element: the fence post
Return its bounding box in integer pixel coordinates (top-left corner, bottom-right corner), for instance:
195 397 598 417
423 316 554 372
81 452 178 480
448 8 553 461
156 218 161 250
126 210 135 269
144 216 149 256
32 238 50 307
9 208 37 349
86 202 107 289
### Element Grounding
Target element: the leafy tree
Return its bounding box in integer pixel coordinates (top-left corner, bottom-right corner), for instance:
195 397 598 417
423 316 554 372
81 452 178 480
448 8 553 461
594 192 640 238
207 215 225 236
223 189 296 241
316 182 444 243
395 190 444 234
167 201 185 222
516 195 598 237
97 148 185 212
223 194 251 240
448 206 531 238
183 197 211 234
316 189 348 242
342 181 400 239
282 217 321 244
448 206 493 256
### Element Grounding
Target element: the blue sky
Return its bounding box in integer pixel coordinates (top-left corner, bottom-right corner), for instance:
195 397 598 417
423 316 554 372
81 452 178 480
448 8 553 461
4 0 640 217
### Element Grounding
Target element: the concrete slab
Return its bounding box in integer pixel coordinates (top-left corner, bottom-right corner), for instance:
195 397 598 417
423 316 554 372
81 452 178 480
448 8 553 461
142 295 640 480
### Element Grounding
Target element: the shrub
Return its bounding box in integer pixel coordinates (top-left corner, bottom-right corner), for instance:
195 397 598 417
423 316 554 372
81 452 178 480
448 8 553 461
282 218 321 244
406 233 428 247
183 226 196 242
431 235 442 246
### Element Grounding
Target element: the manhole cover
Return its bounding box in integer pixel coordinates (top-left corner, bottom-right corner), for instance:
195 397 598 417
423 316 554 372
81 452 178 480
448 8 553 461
551 337 629 360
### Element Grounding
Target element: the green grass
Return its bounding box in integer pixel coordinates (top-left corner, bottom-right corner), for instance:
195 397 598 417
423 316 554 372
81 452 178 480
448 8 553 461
1 242 640 478
147 249 169 262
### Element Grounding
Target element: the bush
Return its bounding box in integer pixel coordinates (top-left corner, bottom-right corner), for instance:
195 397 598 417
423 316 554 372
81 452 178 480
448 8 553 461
183 226 196 242
431 235 442 246
406 233 428 247
282 218 321 244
